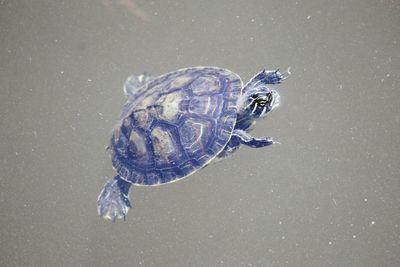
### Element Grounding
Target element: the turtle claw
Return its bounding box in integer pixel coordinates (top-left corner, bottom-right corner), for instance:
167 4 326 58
97 176 132 221
268 69 286 84
279 67 291 81
270 138 281 145
253 69 287 85
263 136 281 145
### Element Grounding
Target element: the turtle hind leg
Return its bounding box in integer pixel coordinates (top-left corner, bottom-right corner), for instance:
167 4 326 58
123 72 154 98
97 175 132 221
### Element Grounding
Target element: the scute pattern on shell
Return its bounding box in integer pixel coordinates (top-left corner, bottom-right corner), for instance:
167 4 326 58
110 67 242 186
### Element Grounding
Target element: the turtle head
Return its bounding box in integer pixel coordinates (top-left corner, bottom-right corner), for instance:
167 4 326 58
243 86 280 118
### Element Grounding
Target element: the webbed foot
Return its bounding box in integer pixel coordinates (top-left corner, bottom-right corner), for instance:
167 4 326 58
253 69 287 85
97 175 132 221
244 136 277 148
232 129 279 148
123 72 154 98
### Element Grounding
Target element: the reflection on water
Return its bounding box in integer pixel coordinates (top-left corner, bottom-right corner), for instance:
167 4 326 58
101 0 150 22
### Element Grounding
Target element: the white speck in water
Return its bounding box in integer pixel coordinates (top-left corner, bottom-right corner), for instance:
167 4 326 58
307 15 311 19
251 18 255 22
231 210 236 214
371 221 375 225
332 198 337 206
61 71 64 74
353 235 357 239
87 79 92 82
208 234 213 239
279 221 282 225
328 241 333 245
308 122 314 131
364 198 368 202
250 37 254 41
282 236 286 240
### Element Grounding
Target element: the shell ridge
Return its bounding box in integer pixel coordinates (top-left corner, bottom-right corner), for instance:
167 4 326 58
151 119 191 167
112 67 242 186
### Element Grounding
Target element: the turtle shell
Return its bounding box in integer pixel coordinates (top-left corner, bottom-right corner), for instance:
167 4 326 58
110 67 242 186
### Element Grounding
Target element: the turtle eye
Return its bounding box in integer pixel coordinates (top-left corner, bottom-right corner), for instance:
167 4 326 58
250 94 258 99
257 99 267 107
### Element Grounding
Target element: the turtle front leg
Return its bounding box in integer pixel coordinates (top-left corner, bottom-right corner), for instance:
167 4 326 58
244 69 287 93
97 175 132 221
254 69 287 84
232 129 277 148
217 135 241 158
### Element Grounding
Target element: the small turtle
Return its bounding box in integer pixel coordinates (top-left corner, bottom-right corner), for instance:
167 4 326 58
97 66 285 221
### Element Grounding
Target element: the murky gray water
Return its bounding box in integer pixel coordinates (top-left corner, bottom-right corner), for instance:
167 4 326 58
1 1 399 266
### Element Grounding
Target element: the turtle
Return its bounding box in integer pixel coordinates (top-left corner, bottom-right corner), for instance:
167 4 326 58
97 66 285 221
